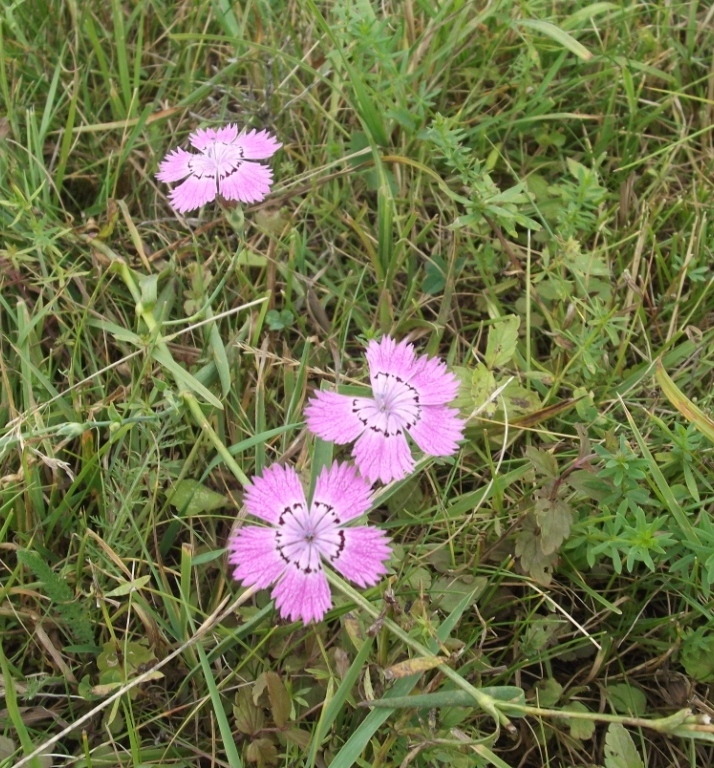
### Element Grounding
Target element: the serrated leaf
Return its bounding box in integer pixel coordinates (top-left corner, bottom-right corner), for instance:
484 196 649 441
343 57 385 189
534 496 572 555
525 446 559 479
234 688 265 735
404 566 432 591
168 479 228 516
246 737 278 766
264 671 291 728
284 728 311 748
485 315 520 368
521 616 564 656
604 723 644 768
515 516 557 584
605 683 647 716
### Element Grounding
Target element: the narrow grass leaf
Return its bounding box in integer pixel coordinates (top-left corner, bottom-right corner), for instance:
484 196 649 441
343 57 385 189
330 584 481 768
152 346 224 410
363 686 525 715
516 19 594 61
621 401 698 545
306 635 374 768
655 359 714 445
0 642 44 768
562 2 621 28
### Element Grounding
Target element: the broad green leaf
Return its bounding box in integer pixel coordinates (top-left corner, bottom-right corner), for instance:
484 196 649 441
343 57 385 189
264 671 291 729
605 683 647 716
681 629 714 682
565 701 595 740
471 363 497 415
168 479 229 516
525 445 559 479
604 723 644 768
234 687 265 735
500 380 541 417
534 496 572 555
485 315 520 368
534 678 563 708
521 616 564 657
515 517 556 585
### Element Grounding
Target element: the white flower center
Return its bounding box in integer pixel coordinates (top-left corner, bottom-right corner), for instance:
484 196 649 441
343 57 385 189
351 372 421 437
275 501 345 574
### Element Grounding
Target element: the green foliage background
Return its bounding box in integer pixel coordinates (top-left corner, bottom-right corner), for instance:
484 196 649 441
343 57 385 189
2 1 714 767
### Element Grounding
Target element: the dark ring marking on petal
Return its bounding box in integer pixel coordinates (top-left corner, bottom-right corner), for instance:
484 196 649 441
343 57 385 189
312 500 341 525
369 424 405 437
329 530 346 562
275 533 292 564
278 501 305 525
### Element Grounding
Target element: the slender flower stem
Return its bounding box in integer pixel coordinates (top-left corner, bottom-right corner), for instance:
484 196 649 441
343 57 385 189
183 392 250 486
328 573 714 740
325 570 512 729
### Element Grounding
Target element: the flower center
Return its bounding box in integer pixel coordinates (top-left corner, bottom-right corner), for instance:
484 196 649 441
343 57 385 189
275 502 345 574
351 372 421 437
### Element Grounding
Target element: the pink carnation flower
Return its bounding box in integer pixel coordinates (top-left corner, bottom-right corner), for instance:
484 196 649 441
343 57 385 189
156 124 281 213
305 336 465 484
228 462 391 624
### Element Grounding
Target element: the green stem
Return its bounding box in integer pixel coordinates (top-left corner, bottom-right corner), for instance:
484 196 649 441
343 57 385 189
110 246 250 488
325 570 511 729
183 392 250 487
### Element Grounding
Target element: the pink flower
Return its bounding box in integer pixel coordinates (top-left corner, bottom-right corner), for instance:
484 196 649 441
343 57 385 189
305 336 465 484
156 124 281 213
228 462 391 624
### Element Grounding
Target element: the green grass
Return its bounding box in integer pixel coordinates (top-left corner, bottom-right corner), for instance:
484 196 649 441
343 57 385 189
3 1 714 766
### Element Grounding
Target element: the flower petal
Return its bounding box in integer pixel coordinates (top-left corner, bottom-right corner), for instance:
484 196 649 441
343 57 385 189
167 175 218 213
244 464 307 524
332 526 391 587
409 355 460 405
366 336 418 382
271 564 332 624
313 462 373 523
409 405 464 456
156 147 194 183
218 162 274 203
305 390 366 444
235 129 282 159
189 124 238 150
228 527 286 589
353 428 414 484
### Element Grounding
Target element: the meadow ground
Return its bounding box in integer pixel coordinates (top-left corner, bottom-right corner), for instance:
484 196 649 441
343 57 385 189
2 1 714 766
